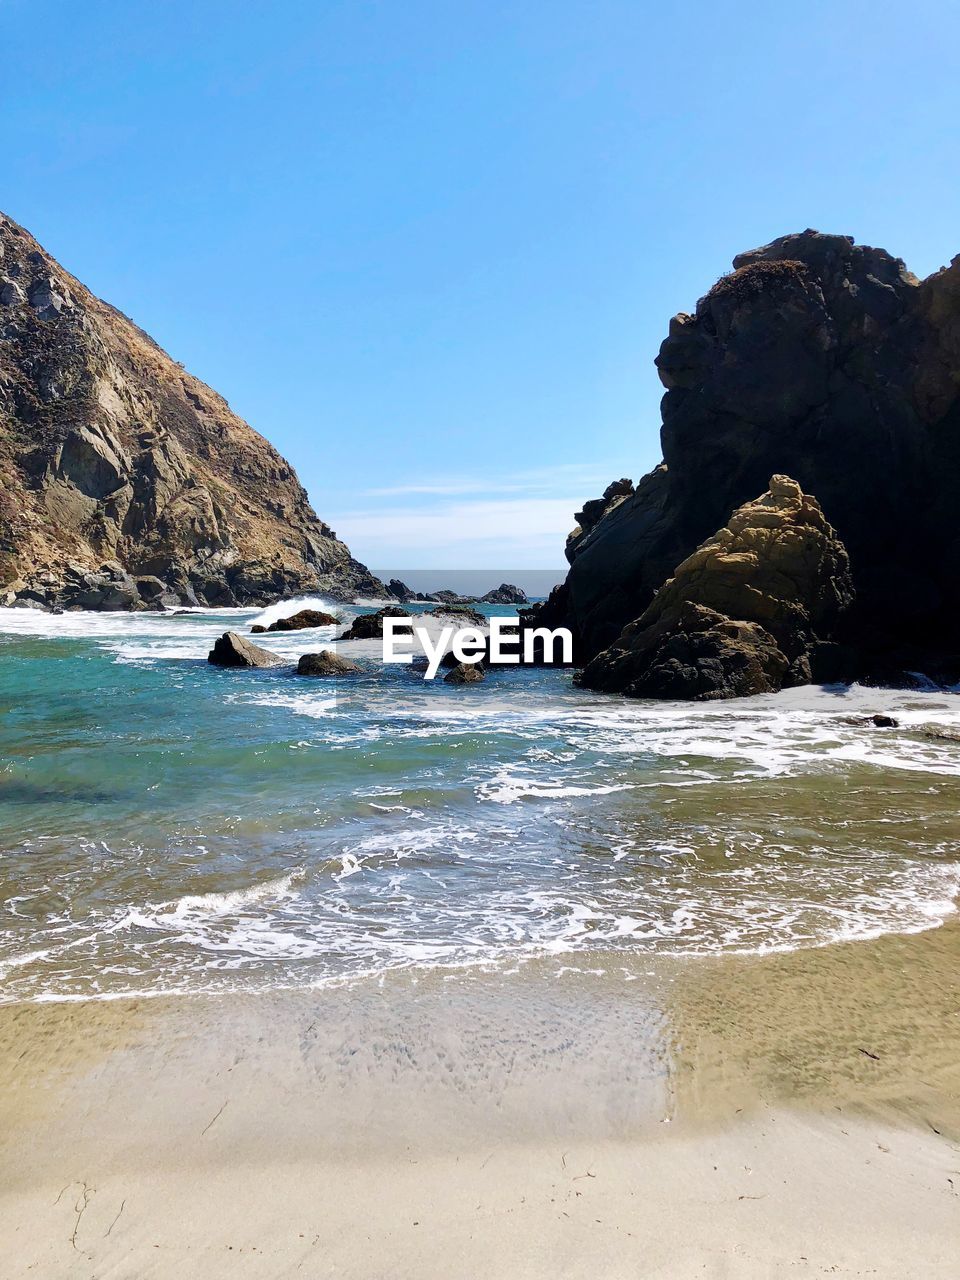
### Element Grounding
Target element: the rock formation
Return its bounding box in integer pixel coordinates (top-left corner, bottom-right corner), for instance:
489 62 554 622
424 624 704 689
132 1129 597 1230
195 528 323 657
338 606 412 640
578 476 853 698
251 608 338 634
479 583 528 605
208 632 283 668
0 212 383 609
530 230 960 684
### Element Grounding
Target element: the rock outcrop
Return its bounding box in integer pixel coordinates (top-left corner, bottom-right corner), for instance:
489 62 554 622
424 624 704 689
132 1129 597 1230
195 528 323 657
0 212 383 609
252 608 338 634
529 230 960 682
479 583 528 605
296 650 362 676
338 606 412 640
578 477 853 698
208 632 283 668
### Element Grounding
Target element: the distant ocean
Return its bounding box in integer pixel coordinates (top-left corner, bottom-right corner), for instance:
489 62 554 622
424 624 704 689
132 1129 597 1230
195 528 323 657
373 570 565 598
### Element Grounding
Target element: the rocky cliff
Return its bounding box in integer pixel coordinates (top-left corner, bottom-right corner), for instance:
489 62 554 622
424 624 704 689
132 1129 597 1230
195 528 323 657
0 213 382 609
537 230 960 685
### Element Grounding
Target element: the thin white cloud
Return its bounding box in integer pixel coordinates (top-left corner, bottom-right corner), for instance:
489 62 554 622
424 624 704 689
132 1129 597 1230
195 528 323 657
359 461 629 500
326 494 586 568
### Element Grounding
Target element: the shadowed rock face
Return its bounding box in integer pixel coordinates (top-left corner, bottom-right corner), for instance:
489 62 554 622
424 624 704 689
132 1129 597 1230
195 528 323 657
0 213 383 609
578 476 854 699
540 231 960 675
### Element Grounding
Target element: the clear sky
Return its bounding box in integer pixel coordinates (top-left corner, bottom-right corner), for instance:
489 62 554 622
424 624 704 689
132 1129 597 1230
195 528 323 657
2 0 959 568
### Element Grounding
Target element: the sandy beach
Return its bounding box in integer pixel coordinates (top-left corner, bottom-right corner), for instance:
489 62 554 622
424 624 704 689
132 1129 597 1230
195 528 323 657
2 920 959 1279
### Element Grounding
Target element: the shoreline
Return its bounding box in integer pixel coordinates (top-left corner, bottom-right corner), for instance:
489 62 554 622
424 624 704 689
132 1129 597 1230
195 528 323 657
2 923 959 1277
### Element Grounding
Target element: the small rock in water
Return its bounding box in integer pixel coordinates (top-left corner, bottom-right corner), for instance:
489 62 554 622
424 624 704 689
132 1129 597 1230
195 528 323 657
443 661 485 684
208 631 284 668
296 651 362 677
256 609 339 634
871 714 899 728
338 607 412 640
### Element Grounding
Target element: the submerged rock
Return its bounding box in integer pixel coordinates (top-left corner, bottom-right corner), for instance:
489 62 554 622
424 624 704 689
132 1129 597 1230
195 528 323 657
208 631 284 669
443 661 486 684
426 603 486 626
578 476 853 700
296 650 362 676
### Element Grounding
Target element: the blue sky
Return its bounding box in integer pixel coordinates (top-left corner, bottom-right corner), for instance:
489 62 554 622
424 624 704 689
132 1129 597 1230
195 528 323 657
2 0 959 567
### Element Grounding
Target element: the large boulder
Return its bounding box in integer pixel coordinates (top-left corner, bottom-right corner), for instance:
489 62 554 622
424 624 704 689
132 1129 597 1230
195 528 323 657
296 650 362 676
578 477 854 699
338 607 412 640
208 631 284 668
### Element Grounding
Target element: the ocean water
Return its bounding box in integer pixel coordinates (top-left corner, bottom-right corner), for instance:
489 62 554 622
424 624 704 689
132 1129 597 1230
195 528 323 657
1 599 959 1003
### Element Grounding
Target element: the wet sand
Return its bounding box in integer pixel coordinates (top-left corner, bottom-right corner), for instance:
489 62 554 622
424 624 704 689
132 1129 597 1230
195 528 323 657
1 922 959 1277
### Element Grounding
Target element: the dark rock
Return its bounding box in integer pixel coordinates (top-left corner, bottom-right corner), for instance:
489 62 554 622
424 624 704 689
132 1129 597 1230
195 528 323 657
426 603 486 626
338 607 412 640
479 583 529 605
567 480 635 562
871 714 899 728
526 230 960 682
578 476 853 700
257 608 339 633
296 650 362 676
443 661 486 684
385 578 415 602
208 631 284 668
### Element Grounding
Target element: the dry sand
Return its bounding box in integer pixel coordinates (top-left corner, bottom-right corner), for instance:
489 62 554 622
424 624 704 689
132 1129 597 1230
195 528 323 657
1 922 959 1278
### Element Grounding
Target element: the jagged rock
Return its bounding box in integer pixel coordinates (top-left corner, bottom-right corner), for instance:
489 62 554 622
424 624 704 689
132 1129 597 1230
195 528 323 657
338 607 412 640
296 650 362 676
578 477 853 700
254 608 338 633
567 480 634 563
479 583 528 605
0 212 384 610
208 631 284 668
528 230 960 678
443 661 486 684
426 603 486 626
385 578 415 602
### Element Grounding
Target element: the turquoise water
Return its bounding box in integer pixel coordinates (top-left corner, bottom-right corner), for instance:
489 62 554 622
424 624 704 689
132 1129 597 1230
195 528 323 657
1 600 960 1001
